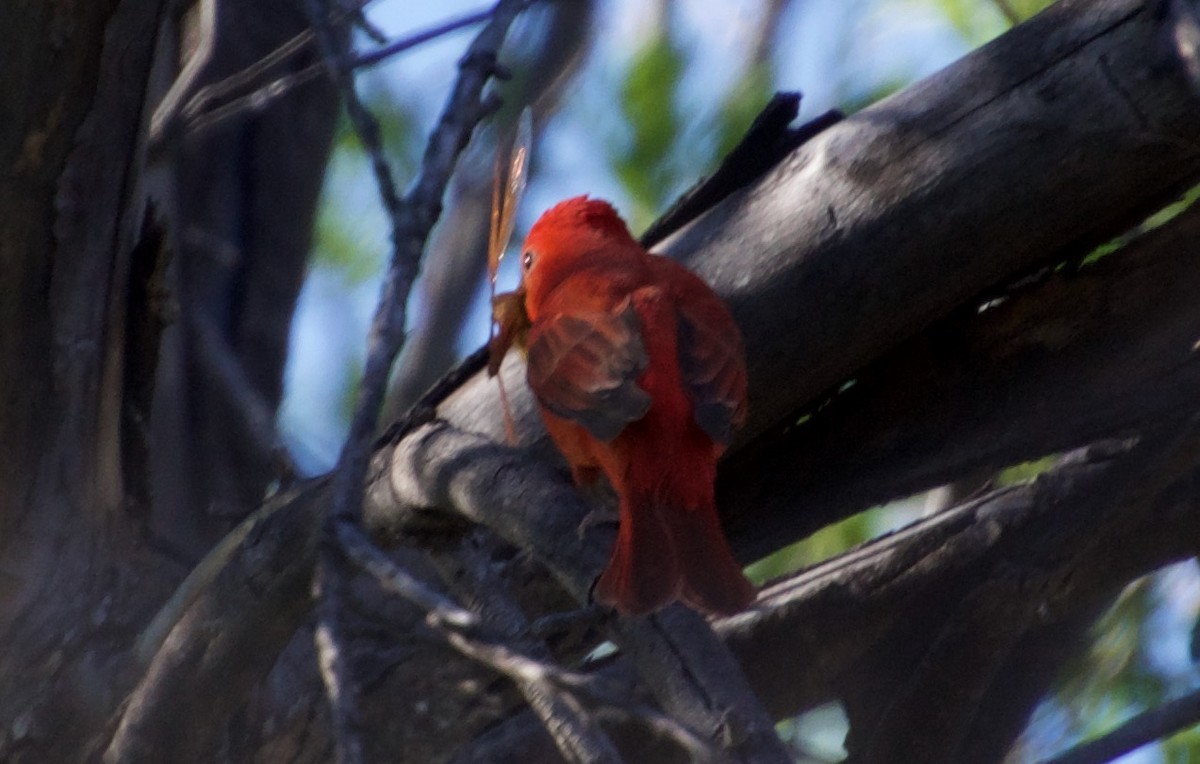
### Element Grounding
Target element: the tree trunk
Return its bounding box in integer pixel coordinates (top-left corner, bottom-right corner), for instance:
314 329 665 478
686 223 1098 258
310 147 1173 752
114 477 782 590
5 0 1200 761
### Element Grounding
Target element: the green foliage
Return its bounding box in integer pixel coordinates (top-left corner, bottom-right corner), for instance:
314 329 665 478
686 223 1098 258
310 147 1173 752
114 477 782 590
1079 180 1200 267
713 62 773 162
997 456 1057 485
924 0 1054 44
745 502 919 584
837 77 909 116
313 199 382 284
1052 579 1170 744
614 31 686 227
611 20 781 231
1163 723 1200 763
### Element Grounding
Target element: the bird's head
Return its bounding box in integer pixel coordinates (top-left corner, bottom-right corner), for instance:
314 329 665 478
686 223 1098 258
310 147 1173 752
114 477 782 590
517 195 642 308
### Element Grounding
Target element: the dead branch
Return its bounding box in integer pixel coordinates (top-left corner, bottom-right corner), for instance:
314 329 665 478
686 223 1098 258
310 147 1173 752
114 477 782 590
108 0 1200 759
1038 685 1200 764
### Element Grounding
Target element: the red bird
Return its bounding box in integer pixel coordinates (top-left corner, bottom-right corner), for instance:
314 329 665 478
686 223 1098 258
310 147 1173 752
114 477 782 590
490 196 755 616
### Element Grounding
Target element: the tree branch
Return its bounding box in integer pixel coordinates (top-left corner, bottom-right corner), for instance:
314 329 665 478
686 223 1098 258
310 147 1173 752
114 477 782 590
114 0 1200 758
102 482 326 763
723 191 1200 559
438 0 1200 477
371 419 791 762
1038 686 1200 764
438 415 1200 761
304 1 527 759
342 524 621 763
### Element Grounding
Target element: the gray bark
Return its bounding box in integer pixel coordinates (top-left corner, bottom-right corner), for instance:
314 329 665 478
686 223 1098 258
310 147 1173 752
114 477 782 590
5 0 1200 761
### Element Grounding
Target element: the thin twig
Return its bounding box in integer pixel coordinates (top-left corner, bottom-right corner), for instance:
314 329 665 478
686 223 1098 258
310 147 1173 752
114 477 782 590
306 2 375 754
338 521 480 630
345 521 620 762
176 4 496 138
316 0 527 527
442 628 622 764
352 5 496 70
384 419 794 763
530 605 607 640
303 2 526 760
431 535 622 763
1038 687 1200 764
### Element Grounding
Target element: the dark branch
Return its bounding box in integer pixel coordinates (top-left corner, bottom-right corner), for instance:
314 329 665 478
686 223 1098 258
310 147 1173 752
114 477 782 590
313 0 526 526
441 417 1200 760
370 419 791 762
1038 686 1200 764
155 3 500 141
114 1 1200 758
435 0 1200 564
304 0 528 760
343 523 621 763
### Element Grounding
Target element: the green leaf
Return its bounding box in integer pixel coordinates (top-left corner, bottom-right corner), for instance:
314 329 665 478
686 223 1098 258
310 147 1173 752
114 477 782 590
613 31 686 225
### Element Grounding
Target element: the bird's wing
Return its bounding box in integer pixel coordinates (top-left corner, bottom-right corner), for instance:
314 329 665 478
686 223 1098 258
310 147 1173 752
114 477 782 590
526 300 651 442
672 277 748 446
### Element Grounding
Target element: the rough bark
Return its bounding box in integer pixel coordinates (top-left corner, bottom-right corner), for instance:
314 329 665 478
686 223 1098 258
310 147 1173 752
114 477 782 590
0 0 340 760
5 0 1200 761
150 0 341 551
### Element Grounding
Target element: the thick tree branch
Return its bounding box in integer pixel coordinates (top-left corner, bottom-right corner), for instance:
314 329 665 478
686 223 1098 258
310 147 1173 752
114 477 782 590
342 525 621 764
305 1 527 760
723 426 1200 760
430 418 1200 760
724 191 1200 558
438 0 1200 483
371 420 791 762
103 482 325 763
115 0 1200 758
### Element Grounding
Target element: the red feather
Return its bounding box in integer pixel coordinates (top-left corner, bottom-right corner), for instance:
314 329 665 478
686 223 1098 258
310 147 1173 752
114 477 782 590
511 196 753 616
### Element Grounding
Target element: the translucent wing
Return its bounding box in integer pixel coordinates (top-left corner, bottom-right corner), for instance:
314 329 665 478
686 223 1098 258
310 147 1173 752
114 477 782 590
487 108 534 442
488 107 533 286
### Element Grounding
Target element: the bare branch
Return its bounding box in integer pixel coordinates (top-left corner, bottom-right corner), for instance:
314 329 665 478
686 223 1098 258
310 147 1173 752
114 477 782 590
439 0 1200 484
103 483 326 763
373 419 792 762
1037 686 1200 764
339 522 478 628
155 2 499 141
722 193 1200 559
109 2 1200 758
303 0 527 758
432 539 716 762
447 415 1200 760
313 0 526 526
313 553 364 764
343 522 621 763
383 0 596 418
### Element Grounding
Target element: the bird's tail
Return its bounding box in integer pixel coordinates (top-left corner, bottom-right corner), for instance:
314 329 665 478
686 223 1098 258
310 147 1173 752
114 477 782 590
594 496 682 616
670 499 756 616
594 493 755 617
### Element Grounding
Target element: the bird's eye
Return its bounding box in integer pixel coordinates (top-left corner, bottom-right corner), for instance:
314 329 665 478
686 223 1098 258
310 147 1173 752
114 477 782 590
522 251 534 271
